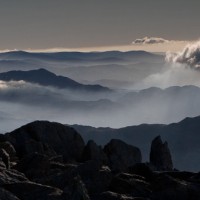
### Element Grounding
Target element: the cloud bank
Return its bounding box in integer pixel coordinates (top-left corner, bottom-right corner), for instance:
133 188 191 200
132 37 169 45
132 40 200 89
166 40 200 69
0 80 26 89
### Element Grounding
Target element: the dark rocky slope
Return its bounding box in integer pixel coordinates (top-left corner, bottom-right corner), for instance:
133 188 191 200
72 116 200 171
0 121 199 199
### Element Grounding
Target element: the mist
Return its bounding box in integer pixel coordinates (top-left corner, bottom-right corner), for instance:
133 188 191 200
1 78 200 133
1 49 200 172
134 63 200 89
0 50 165 89
131 41 200 89
1 48 200 133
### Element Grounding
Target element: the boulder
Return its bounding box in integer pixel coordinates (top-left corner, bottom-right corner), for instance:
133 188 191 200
104 139 142 172
0 187 20 200
109 173 151 198
37 164 79 190
15 153 80 189
151 174 200 200
4 182 66 200
150 136 173 171
77 160 112 194
49 155 63 163
14 152 51 181
5 121 85 162
81 140 108 165
0 148 10 169
63 176 90 200
0 168 28 185
0 141 17 162
0 159 6 169
128 163 155 181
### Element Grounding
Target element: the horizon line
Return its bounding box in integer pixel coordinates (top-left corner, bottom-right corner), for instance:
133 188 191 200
0 40 193 54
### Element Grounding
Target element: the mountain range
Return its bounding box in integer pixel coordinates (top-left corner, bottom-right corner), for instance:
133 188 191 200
0 68 111 92
1 72 200 131
72 115 200 171
0 50 165 89
0 50 162 62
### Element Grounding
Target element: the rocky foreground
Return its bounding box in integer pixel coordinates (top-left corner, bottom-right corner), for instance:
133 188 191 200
0 121 199 200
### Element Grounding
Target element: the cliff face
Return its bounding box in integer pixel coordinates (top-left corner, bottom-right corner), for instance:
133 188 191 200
0 121 199 200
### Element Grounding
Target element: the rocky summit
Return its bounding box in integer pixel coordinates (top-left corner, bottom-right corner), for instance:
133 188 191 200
150 136 173 171
0 121 199 200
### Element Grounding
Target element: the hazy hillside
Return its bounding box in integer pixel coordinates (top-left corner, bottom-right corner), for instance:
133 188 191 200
1 82 200 133
0 50 165 89
0 68 110 92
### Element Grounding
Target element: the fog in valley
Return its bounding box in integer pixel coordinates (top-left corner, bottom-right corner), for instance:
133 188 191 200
0 41 200 171
0 42 200 133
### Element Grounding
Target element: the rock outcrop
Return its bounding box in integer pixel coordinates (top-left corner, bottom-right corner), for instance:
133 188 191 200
104 139 142 172
5 121 85 162
81 140 108 165
0 141 17 162
150 136 173 171
109 173 151 198
0 148 10 169
0 121 198 200
0 187 20 200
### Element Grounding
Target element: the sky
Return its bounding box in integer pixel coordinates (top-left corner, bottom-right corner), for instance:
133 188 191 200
0 0 200 51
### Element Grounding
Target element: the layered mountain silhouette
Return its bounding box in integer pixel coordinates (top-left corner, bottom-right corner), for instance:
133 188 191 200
72 115 200 171
0 68 111 92
0 50 162 62
0 50 165 89
0 121 199 199
63 62 165 88
1 84 200 131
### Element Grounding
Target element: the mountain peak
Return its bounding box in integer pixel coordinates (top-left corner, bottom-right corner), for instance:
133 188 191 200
30 68 56 76
0 68 111 92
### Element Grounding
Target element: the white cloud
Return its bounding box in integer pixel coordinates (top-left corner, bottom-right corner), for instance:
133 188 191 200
133 40 200 89
132 37 169 45
0 80 26 89
166 40 200 69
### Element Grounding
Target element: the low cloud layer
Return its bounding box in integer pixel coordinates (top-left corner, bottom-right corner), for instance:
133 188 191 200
1 48 200 134
0 80 26 89
132 41 200 89
166 41 200 69
133 37 169 45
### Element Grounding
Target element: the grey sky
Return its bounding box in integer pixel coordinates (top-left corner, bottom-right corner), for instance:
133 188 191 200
0 0 199 49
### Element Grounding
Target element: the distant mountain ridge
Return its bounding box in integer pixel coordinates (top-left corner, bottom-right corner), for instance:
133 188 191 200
71 115 200 171
0 68 111 92
0 50 165 89
0 50 162 62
